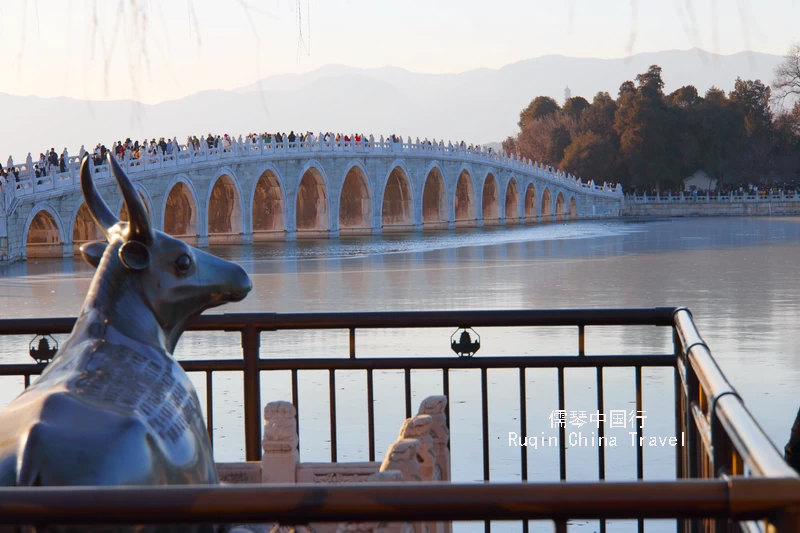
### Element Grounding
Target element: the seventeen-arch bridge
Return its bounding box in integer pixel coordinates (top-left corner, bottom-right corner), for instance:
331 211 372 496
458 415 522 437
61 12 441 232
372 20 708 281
0 135 622 262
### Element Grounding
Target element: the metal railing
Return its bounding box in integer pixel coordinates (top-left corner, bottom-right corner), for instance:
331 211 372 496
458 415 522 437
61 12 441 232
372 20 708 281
0 307 797 532
624 193 800 203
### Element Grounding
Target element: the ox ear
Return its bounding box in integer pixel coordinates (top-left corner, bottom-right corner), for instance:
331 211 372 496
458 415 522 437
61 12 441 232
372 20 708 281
118 241 151 271
79 241 108 269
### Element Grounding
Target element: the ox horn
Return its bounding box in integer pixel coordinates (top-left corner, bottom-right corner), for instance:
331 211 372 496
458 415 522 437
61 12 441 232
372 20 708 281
80 155 119 235
107 152 154 245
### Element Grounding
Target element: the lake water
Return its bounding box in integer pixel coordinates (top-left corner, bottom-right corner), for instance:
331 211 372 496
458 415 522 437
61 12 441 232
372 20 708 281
1 216 799 533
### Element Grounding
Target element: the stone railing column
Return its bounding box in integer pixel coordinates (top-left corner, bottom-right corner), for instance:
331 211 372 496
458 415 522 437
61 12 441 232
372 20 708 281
417 395 450 482
261 401 299 483
398 415 435 481
25 154 33 180
379 438 421 481
380 439 424 533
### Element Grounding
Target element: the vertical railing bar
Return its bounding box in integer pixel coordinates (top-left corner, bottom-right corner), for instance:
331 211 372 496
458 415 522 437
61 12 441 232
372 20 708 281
686 356 701 533
291 368 300 440
349 328 356 359
578 324 585 356
676 362 689 533
241 326 262 461
686 357 699 480
635 364 644 533
519 368 528 481
443 369 451 452
481 366 490 533
329 369 338 463
404 368 412 419
520 367 529 533
367 369 376 462
205 371 214 448
23 374 30 388
597 367 606 480
673 328 684 481
557 366 566 481
481 367 490 481
597 366 606 533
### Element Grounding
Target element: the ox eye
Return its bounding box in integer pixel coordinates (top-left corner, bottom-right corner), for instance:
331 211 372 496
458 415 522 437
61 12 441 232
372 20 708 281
176 254 192 273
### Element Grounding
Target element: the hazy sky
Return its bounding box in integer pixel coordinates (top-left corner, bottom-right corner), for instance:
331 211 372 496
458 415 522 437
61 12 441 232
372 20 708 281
1 0 798 104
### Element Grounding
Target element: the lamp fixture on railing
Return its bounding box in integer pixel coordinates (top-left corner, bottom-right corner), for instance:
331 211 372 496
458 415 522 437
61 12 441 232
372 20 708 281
29 334 58 364
451 327 480 357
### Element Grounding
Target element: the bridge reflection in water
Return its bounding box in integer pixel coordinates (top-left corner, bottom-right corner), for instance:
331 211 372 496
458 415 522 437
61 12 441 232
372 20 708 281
0 308 796 532
1 136 621 263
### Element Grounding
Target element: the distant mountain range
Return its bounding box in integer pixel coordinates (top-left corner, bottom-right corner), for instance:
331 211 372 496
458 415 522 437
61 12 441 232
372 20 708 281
0 48 784 164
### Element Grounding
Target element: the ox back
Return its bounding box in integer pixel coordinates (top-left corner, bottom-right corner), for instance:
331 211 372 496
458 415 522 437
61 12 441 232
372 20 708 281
0 153 253 533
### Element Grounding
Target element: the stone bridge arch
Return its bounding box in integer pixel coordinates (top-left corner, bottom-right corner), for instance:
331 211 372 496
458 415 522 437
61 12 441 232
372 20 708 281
421 163 448 230
555 191 567 221
162 175 201 245
115 186 154 226
72 202 105 254
524 182 537 222
3 149 622 263
481 171 501 226
505 177 520 225
381 162 414 232
206 168 244 245
24 202 66 259
338 160 373 236
541 187 553 220
251 163 287 241
454 167 476 227
295 160 330 237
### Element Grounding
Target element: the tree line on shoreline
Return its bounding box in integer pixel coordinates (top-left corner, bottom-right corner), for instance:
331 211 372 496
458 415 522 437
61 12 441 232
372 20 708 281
503 45 800 193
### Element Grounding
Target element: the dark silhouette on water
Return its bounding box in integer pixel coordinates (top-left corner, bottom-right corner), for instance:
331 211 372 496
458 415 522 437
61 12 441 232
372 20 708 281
785 407 800 474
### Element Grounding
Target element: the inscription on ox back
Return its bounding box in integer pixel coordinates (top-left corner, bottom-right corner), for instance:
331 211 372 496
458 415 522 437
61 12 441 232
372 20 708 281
71 343 203 445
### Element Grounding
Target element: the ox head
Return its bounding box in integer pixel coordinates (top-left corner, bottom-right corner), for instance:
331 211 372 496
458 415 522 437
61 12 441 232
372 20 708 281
78 154 252 351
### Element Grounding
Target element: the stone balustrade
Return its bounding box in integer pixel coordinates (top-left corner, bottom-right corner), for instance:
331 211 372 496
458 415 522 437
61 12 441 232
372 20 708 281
218 395 451 533
1 135 622 213
625 192 800 203
622 191 800 217
0 133 626 264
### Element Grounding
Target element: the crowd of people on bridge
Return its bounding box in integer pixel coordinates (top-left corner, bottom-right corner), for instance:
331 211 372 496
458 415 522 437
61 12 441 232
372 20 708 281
0 130 505 196
238 131 492 152
0 148 65 190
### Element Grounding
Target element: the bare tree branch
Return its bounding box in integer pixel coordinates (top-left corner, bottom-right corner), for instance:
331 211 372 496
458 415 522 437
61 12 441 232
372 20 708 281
187 0 202 47
710 0 720 56
625 0 638 59
734 0 759 70
773 42 800 106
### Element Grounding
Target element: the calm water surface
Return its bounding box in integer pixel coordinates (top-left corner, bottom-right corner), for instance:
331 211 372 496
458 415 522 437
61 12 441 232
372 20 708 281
1 216 799 533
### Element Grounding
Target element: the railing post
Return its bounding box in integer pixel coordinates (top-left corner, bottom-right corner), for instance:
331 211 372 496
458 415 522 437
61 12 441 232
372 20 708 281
242 325 262 461
772 506 800 533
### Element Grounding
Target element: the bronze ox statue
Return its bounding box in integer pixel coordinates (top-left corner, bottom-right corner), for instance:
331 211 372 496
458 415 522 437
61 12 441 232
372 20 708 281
0 154 252 532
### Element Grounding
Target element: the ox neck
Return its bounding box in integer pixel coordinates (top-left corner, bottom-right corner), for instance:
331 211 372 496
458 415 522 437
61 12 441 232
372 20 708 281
79 254 171 353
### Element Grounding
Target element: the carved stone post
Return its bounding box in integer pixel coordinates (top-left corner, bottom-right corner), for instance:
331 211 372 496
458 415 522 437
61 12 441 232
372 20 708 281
261 401 299 483
379 438 421 481
25 154 33 179
398 415 435 481
417 396 450 482
379 439 427 533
